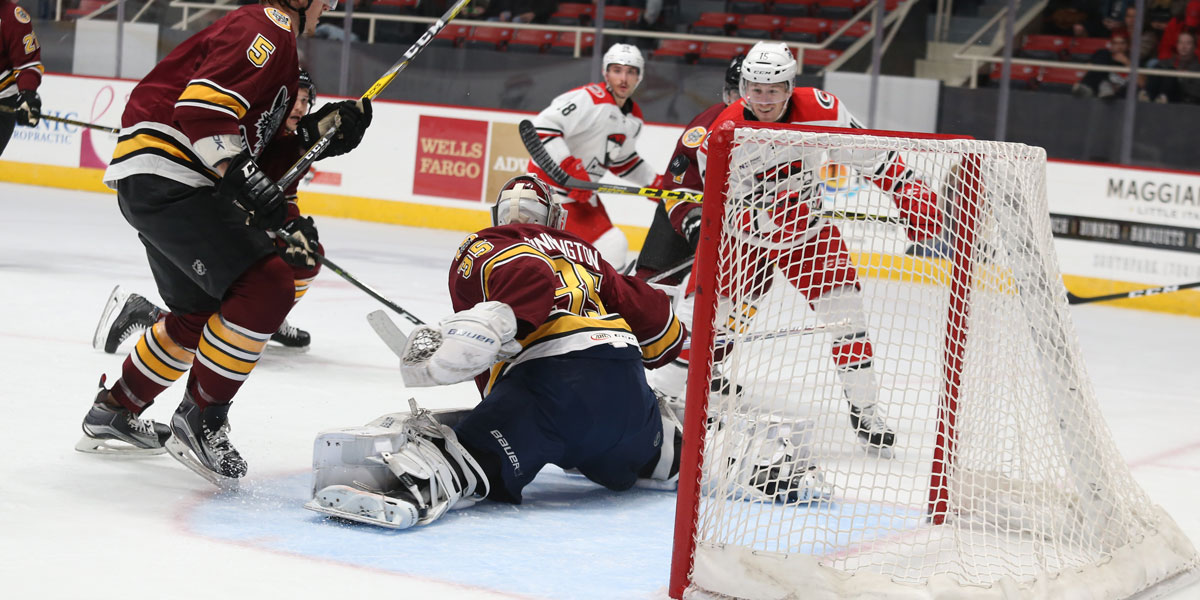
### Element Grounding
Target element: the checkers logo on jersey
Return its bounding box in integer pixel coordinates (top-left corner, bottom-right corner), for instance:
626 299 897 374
682 126 707 148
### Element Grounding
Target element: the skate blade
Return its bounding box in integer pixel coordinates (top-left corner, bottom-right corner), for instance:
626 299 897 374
92 285 126 352
858 442 895 460
303 499 408 530
165 435 240 491
74 435 166 457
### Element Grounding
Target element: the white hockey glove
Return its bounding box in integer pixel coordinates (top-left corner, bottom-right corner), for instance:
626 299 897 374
399 301 522 387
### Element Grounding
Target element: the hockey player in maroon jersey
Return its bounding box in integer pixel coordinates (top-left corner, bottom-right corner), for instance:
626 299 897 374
75 0 372 489
527 43 657 270
0 0 44 156
633 55 744 286
91 69 322 355
304 174 692 528
657 42 944 452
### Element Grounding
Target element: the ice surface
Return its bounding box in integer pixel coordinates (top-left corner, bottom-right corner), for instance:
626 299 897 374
1 182 1196 599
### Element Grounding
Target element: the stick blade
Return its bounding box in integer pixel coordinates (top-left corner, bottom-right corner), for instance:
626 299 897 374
367 310 408 359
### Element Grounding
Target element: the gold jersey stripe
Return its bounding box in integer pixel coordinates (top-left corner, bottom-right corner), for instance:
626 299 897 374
197 336 258 376
205 314 270 355
113 133 194 164
134 335 190 383
178 83 249 119
640 316 684 363
481 244 551 300
151 321 196 364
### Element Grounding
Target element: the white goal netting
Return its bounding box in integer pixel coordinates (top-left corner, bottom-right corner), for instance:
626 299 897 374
670 123 1197 600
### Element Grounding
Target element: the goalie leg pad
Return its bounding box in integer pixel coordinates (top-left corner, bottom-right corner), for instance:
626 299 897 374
703 412 832 504
306 400 490 529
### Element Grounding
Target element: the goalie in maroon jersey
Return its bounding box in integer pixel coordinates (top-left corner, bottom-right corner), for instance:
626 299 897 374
75 0 372 489
658 41 945 452
304 174 830 529
305 174 689 528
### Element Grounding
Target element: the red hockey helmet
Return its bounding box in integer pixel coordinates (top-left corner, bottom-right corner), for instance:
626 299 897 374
491 174 567 229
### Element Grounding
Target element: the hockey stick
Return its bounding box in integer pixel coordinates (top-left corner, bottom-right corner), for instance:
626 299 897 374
684 320 849 350
0 105 119 133
518 119 901 225
1066 280 1200 305
275 230 424 325
646 257 695 285
275 0 473 190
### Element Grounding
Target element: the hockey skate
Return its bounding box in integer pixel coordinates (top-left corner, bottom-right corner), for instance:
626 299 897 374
305 399 489 529
269 319 310 349
849 403 896 451
706 414 832 504
165 393 246 489
92 286 164 354
76 375 171 456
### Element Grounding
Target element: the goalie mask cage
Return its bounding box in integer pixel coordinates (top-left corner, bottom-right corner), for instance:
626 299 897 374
668 121 1198 600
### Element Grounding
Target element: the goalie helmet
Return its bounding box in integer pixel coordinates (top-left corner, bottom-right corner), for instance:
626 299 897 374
722 55 745 105
602 43 644 87
491 174 567 229
740 42 796 102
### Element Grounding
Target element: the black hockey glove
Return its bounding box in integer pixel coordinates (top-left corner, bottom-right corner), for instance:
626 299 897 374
13 90 41 127
297 98 373 160
278 216 320 269
218 151 286 229
681 211 702 250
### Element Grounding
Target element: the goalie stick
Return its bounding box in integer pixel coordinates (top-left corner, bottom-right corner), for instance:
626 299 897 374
1066 280 1200 305
275 0 473 190
517 119 901 225
0 105 119 134
686 319 850 350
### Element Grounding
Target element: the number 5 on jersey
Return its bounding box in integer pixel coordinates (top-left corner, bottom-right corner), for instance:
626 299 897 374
246 34 276 68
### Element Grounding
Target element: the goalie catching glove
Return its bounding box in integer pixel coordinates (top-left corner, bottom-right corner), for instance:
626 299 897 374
399 301 523 387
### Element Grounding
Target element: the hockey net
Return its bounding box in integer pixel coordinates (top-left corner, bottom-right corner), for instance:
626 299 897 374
669 121 1198 599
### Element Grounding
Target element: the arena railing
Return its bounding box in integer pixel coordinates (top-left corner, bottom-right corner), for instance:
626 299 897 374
162 0 915 74
953 1 1200 89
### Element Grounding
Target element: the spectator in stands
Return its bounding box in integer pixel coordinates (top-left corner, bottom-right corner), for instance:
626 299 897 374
1076 32 1134 98
482 0 557 23
1147 30 1200 102
1157 0 1200 60
1045 0 1107 37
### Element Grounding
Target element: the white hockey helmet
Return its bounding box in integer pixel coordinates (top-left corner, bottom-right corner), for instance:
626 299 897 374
739 41 797 102
491 174 567 229
602 43 644 87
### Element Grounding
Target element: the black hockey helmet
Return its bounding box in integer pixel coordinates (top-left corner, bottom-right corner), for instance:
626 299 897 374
723 55 745 105
298 68 316 111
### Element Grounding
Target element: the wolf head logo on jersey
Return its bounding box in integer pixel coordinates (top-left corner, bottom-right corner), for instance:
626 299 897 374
247 86 291 157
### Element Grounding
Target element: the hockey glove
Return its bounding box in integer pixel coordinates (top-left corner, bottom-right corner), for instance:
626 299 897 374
277 216 320 269
219 151 286 229
399 301 522 387
13 90 41 127
680 210 702 250
560 156 597 206
297 98 373 160
893 181 942 242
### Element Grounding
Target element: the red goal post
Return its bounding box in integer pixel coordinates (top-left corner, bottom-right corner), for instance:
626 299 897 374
668 121 1198 599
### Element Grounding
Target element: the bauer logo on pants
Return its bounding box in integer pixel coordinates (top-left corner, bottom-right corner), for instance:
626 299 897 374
413 115 488 202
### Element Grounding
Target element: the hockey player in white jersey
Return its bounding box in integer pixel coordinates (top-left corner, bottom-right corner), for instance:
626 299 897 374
527 43 657 269
652 42 945 452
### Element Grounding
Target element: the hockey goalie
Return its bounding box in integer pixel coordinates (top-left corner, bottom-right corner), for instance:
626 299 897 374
304 174 830 529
